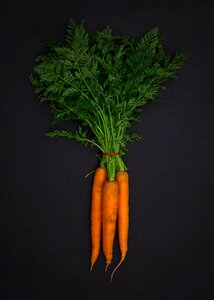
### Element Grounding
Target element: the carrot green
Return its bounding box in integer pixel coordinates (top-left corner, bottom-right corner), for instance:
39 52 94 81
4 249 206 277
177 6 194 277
30 19 185 181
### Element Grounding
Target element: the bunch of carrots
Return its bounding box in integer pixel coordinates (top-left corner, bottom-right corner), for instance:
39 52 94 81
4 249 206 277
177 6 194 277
30 19 185 280
91 165 129 280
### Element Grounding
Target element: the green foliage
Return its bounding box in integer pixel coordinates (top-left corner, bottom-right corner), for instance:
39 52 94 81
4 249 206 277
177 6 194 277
30 19 185 180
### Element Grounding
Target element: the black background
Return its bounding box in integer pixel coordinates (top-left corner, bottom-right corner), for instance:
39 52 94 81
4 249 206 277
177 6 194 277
1 0 214 299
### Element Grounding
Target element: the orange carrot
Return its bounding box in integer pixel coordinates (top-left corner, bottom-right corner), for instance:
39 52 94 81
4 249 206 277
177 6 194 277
110 171 129 281
102 180 119 271
90 167 107 271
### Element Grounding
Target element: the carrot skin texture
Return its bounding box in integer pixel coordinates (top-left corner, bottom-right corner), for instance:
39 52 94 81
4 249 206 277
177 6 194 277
117 171 129 259
102 180 119 270
90 167 107 270
110 171 129 281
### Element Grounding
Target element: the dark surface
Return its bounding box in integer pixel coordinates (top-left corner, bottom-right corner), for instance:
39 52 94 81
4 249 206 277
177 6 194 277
1 1 214 299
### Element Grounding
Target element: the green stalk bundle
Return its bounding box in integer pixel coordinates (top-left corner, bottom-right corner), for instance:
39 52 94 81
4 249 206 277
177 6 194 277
30 19 185 180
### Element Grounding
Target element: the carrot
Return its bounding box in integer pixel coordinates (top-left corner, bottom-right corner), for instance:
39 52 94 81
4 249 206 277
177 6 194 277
102 180 119 271
90 167 107 271
110 171 129 281
32 20 185 281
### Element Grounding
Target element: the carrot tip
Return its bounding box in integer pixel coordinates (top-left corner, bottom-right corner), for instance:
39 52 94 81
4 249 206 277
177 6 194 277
109 256 126 282
105 263 110 272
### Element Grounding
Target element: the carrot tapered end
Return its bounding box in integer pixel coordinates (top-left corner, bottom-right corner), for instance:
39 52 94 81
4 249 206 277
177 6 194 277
105 262 111 272
109 255 126 282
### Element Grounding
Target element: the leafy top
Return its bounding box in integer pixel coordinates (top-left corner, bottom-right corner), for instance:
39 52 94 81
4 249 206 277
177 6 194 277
30 19 185 180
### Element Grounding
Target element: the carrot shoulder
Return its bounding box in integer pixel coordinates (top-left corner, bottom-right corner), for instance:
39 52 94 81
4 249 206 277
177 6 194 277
90 167 107 271
102 180 119 270
110 171 129 281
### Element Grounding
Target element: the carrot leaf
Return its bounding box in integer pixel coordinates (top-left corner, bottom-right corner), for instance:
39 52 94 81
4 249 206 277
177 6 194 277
30 19 185 180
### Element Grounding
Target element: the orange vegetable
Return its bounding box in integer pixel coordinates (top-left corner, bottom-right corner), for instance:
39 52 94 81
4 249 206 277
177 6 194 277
90 167 107 270
102 180 119 270
110 171 129 281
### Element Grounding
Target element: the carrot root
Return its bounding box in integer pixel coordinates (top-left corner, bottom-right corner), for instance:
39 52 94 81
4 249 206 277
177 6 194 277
105 263 110 272
109 171 129 280
90 167 107 271
102 180 119 270
109 255 126 282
